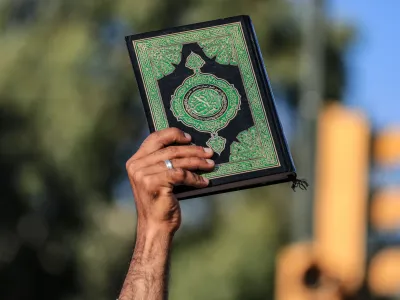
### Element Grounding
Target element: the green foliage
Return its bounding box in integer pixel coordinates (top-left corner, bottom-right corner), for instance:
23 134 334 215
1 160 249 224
171 188 288 300
0 0 351 299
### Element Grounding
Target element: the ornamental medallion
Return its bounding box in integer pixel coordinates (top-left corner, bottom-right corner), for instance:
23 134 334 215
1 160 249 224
170 52 241 154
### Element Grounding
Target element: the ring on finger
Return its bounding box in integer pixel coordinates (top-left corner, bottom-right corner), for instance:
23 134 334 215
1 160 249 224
164 159 174 170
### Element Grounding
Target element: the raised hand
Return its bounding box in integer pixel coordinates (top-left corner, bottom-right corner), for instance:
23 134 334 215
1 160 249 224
119 127 214 300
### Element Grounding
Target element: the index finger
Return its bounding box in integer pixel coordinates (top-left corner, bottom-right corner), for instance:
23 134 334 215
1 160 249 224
133 127 191 160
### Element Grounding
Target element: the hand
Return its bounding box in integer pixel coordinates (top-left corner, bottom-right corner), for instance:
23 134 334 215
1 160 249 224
126 127 214 234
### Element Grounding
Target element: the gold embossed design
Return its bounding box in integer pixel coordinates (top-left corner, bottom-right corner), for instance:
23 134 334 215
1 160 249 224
149 45 183 79
198 36 238 65
185 51 205 71
206 135 227 155
230 126 266 162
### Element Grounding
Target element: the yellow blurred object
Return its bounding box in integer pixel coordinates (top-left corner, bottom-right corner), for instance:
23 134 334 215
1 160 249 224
368 248 400 296
314 104 370 293
275 242 315 300
374 128 400 165
370 188 400 230
275 242 341 300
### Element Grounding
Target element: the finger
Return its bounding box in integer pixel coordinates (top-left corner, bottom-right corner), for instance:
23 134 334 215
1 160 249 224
136 145 214 169
133 128 191 160
156 168 209 188
141 157 215 176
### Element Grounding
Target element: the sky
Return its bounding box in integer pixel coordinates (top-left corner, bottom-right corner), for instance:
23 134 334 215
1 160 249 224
327 0 400 131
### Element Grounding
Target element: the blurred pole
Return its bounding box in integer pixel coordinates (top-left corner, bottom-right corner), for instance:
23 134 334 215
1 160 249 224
314 105 369 293
291 0 325 241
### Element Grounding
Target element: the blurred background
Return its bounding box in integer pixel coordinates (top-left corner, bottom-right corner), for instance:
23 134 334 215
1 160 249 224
0 0 399 299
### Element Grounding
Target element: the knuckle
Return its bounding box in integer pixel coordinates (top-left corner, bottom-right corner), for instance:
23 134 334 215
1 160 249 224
126 160 136 174
141 176 154 191
192 172 201 181
195 145 205 153
152 130 162 140
167 146 179 156
158 160 166 168
174 167 185 176
194 173 205 183
144 131 158 143
189 157 203 165
169 127 182 136
125 159 131 171
132 168 145 183
172 168 185 180
155 148 167 157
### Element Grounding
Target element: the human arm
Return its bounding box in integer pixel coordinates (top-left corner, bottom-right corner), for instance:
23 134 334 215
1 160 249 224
118 128 214 300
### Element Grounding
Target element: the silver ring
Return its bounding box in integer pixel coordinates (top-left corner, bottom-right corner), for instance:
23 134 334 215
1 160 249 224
164 159 173 170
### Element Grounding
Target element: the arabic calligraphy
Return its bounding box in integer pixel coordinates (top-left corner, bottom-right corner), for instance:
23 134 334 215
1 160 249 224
183 84 228 120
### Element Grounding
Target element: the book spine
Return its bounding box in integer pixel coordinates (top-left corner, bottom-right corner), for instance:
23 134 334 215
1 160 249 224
242 16 296 174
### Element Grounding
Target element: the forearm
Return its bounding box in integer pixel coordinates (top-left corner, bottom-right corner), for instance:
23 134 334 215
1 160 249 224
120 128 209 299
119 226 173 300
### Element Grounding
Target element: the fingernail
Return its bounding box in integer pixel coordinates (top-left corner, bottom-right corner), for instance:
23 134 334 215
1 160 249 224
184 132 191 139
203 147 213 153
206 159 214 165
202 177 209 184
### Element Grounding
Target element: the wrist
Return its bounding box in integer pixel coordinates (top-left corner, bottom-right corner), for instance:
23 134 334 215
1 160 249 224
137 219 178 239
136 225 174 244
132 225 172 272
135 222 174 255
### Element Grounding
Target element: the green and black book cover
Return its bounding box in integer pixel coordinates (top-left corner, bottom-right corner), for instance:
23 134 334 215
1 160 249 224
125 15 301 200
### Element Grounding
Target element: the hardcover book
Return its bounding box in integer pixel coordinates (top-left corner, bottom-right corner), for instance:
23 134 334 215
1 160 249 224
125 15 303 200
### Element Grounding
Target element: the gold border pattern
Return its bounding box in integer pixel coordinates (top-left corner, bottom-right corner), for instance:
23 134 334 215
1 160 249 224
132 22 280 179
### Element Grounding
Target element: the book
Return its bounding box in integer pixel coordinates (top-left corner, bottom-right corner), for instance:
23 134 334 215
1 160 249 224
125 15 304 200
